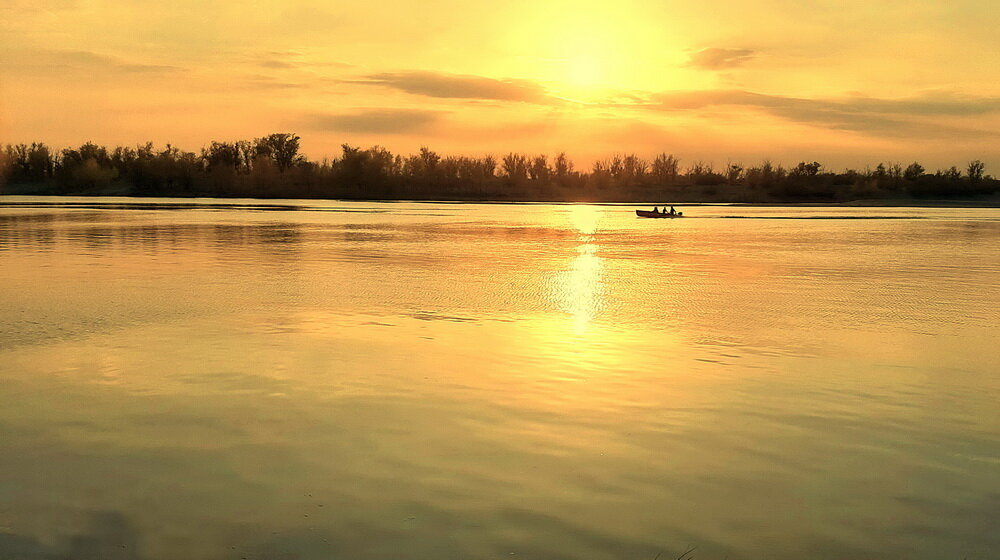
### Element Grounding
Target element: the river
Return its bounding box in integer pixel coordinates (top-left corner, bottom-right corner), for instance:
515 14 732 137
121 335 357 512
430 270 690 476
1 197 998 559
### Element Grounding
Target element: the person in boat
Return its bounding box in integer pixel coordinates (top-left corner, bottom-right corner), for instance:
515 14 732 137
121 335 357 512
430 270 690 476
653 206 659 213
669 206 677 215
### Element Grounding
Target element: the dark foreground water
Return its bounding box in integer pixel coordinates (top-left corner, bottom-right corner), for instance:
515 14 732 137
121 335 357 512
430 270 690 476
1 197 998 560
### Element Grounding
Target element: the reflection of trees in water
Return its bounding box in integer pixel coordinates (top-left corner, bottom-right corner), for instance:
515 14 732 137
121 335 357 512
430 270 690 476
211 223 304 263
0 511 141 560
0 223 56 251
0 218 305 261
0 212 110 224
0 213 109 250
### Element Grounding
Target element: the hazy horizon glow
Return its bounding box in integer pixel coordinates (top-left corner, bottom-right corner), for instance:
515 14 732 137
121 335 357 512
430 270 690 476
2 1 999 169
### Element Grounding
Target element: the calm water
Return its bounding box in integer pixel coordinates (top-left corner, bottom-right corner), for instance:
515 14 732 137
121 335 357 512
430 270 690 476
1 197 998 560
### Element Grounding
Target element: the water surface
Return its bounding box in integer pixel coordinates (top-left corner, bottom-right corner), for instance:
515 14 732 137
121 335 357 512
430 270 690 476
1 197 998 559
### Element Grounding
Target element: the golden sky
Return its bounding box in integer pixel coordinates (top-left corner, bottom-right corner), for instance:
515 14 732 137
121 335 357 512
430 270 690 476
2 0 999 168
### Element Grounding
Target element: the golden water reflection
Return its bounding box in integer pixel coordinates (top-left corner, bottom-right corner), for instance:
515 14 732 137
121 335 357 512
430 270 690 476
2 200 999 560
554 205 605 332
556 244 603 332
568 203 601 237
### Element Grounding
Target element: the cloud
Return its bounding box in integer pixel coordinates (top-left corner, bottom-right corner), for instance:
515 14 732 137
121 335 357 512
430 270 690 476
259 59 296 69
307 109 444 134
239 74 309 90
0 0 76 12
640 89 1000 137
1 49 183 74
686 48 757 70
251 50 355 71
347 71 555 104
59 50 183 73
118 63 182 73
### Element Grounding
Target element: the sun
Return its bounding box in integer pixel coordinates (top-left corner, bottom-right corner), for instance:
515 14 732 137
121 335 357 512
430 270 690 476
564 54 607 90
499 4 685 99
522 12 642 99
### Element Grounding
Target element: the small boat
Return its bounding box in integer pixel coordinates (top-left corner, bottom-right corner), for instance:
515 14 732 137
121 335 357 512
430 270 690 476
636 210 683 218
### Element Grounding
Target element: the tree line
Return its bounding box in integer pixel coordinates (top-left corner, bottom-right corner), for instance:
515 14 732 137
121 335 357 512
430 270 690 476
2 133 997 202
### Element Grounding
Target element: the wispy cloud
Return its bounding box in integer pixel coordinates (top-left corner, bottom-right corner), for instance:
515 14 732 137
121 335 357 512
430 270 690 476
259 59 296 69
238 74 310 90
347 70 556 104
0 0 76 18
251 50 355 71
1 49 183 74
307 108 444 134
686 48 757 70
635 89 1000 137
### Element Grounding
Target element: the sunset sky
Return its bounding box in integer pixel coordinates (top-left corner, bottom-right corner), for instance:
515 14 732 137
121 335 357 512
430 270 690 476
2 0 999 168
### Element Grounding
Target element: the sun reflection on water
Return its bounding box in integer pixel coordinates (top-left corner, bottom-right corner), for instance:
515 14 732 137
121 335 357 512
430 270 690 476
564 244 603 332
553 205 605 332
568 204 601 238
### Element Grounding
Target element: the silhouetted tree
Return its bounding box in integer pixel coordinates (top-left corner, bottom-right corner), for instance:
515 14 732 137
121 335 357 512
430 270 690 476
254 133 303 172
791 161 822 177
203 141 242 171
967 160 985 182
2 135 997 202
501 153 529 185
651 153 680 185
726 163 744 184
2 143 53 182
904 162 925 181
553 152 572 179
528 155 550 183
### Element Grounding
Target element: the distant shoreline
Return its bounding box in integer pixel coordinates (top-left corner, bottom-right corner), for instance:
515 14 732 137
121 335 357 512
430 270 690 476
5 136 999 205
2 192 999 209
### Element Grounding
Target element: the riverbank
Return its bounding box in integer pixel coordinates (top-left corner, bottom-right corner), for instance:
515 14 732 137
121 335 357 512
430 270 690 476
3 186 999 208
